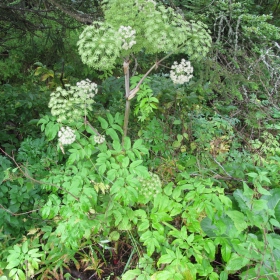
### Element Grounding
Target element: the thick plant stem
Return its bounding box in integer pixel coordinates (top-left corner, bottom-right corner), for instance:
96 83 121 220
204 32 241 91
123 99 131 143
122 59 131 143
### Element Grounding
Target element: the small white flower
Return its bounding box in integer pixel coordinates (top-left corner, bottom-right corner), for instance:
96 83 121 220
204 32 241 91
58 126 76 145
118 26 136 50
94 135 105 144
170 59 194 85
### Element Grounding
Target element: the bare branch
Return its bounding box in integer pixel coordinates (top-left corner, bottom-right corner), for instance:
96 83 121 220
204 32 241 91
47 0 93 24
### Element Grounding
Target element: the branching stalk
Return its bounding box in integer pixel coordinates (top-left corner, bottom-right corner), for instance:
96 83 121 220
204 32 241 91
122 51 176 142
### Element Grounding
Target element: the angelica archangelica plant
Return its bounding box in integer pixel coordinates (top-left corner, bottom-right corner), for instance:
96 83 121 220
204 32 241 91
77 0 212 139
58 126 76 145
170 59 193 85
48 79 98 123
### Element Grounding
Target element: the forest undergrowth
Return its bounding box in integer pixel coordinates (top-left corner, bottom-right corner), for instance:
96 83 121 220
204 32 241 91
1 0 280 279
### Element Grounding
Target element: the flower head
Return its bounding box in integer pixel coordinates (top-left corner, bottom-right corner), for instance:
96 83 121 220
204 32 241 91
170 59 193 84
58 126 76 145
118 26 136 50
48 80 98 123
76 79 98 99
94 135 105 144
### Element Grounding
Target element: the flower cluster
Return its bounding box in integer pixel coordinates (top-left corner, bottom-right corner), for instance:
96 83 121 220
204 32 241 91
76 79 98 99
170 59 193 84
77 22 122 70
48 80 97 122
118 26 136 50
93 182 110 194
144 5 187 53
58 126 76 145
94 135 105 144
138 172 162 202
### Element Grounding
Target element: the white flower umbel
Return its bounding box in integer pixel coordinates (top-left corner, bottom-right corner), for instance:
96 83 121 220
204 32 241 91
138 172 162 201
170 59 194 85
118 26 136 50
58 126 76 145
94 135 105 144
48 80 98 123
76 79 98 99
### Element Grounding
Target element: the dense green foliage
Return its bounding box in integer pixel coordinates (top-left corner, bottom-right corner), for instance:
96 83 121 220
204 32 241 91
1 0 280 279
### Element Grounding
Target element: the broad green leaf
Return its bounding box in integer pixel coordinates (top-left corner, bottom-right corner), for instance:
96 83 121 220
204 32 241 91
122 157 130 168
114 210 122 226
186 233 194 245
8 268 18 278
134 209 147 219
133 165 149 177
6 259 21 270
146 240 155 256
219 271 228 280
129 160 143 169
226 253 249 271
27 248 40 255
126 150 135 161
80 195 90 212
152 222 164 234
67 153 77 165
41 206 50 219
233 189 251 211
98 164 106 175
157 252 175 265
111 177 125 194
173 120 181 125
201 217 218 238
247 172 258 178
111 124 123 134
205 240 215 260
172 187 181 201
13 245 21 253
252 199 268 212
256 184 271 195
138 220 149 232
45 122 60 141
109 231 120 241
106 128 119 142
275 201 280 222
17 269 25 280
221 242 231 262
118 216 131 230
112 140 122 152
123 137 131 150
107 169 117 181
226 210 247 233
106 113 114 126
98 117 108 129
122 269 142 280
133 139 143 149
164 183 173 196
263 189 280 222
31 259 39 270
270 218 280 228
